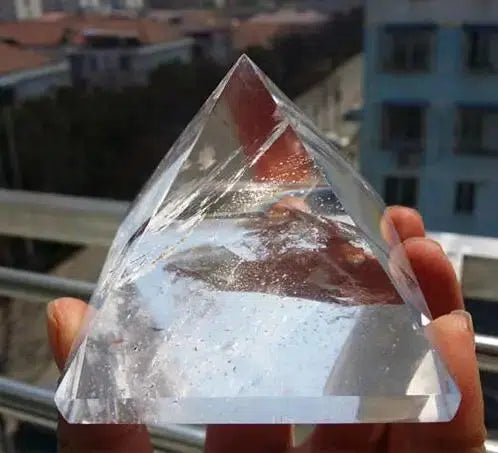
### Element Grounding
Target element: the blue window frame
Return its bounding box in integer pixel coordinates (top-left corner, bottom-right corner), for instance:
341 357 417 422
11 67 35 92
455 104 498 155
382 101 428 152
464 25 498 73
382 24 437 73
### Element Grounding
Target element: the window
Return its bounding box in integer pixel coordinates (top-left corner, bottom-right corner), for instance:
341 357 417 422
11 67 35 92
69 54 84 73
456 106 498 155
0 86 15 107
120 55 131 71
455 182 475 214
382 104 426 151
384 177 418 208
383 25 435 72
88 55 98 71
168 16 183 26
465 26 498 72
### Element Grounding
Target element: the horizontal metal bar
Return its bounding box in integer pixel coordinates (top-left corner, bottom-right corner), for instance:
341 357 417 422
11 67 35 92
0 266 95 302
477 354 498 374
0 189 127 246
476 335 498 374
0 377 204 452
476 334 498 356
1 377 498 451
0 188 497 302
0 377 57 431
486 439 498 453
1 267 498 370
463 257 498 302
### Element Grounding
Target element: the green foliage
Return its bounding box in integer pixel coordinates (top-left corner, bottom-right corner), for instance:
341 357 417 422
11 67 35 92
1 8 362 202
0 9 362 271
3 59 225 201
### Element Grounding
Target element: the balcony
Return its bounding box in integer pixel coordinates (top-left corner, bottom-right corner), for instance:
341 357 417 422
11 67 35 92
0 189 497 451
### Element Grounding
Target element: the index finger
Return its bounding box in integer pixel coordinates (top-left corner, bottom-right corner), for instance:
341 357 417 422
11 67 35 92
47 298 153 453
387 313 485 451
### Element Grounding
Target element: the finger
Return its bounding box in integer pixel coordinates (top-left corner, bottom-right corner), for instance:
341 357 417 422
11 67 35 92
403 238 464 318
387 312 486 451
205 425 293 453
47 298 153 453
46 297 87 370
307 224 457 450
382 206 425 243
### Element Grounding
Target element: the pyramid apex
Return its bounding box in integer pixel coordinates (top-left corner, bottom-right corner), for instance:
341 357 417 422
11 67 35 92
232 53 258 72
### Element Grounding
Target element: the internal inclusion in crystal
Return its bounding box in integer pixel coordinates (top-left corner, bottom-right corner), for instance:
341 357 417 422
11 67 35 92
55 55 460 424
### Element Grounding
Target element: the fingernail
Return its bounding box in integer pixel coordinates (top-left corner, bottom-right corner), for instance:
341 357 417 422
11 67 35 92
47 299 58 323
406 236 444 252
451 309 474 334
47 299 64 371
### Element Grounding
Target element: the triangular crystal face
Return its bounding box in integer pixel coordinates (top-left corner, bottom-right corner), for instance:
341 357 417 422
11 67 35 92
55 55 460 424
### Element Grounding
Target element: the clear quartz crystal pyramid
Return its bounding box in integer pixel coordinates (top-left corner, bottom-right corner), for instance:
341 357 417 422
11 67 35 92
55 55 460 424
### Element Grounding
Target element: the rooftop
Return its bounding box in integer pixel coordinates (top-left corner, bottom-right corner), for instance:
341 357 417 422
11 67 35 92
0 42 52 76
232 21 287 49
247 8 328 25
232 7 329 49
0 14 184 48
148 9 231 33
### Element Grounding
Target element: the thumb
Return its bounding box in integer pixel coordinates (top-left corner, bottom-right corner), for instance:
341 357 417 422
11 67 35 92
47 297 153 453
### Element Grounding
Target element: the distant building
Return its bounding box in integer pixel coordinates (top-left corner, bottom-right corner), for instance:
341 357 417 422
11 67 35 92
66 17 194 88
107 0 143 11
42 0 144 13
361 0 498 237
148 9 232 64
0 43 70 102
0 20 71 59
295 54 363 164
0 15 194 90
232 8 327 50
0 0 43 20
69 28 193 88
42 0 80 14
294 0 362 15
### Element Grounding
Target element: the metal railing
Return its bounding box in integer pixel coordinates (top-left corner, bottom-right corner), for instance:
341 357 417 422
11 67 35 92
0 188 497 451
1 376 498 452
0 377 205 453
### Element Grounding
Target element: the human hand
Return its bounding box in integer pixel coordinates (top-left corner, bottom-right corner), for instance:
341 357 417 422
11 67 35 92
47 206 486 452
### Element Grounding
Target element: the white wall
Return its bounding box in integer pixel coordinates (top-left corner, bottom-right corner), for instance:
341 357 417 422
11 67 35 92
14 0 42 19
210 31 231 65
0 62 70 101
132 39 193 84
79 0 102 11
123 0 143 9
367 0 498 25
70 39 194 88
295 55 363 141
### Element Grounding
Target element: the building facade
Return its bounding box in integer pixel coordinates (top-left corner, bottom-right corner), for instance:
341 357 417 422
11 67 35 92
148 9 233 65
0 0 42 20
361 0 498 237
295 54 363 164
69 30 194 88
0 42 70 102
0 61 70 101
42 0 80 13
